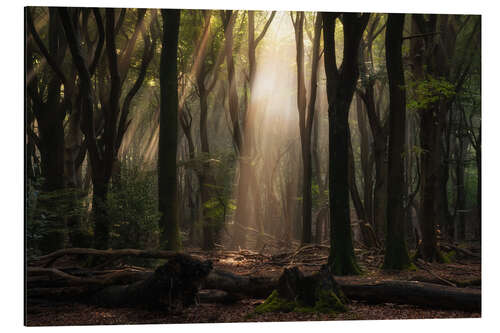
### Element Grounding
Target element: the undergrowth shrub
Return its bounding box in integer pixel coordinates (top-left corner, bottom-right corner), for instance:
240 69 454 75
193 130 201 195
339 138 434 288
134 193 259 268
107 165 160 250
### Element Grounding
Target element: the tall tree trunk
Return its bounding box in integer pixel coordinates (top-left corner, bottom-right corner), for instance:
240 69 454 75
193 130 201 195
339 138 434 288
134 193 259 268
291 12 321 245
159 9 181 251
323 12 369 275
382 13 411 270
410 14 447 262
357 30 388 241
27 8 69 253
221 11 247 248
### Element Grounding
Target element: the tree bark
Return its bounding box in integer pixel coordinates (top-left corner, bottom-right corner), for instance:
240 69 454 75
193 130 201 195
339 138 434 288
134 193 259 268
410 14 443 262
27 7 69 253
355 95 374 226
323 12 369 275
383 14 411 270
159 9 181 250
292 12 322 245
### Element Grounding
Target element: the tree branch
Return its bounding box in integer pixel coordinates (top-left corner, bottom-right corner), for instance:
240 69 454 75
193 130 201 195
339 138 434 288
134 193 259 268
254 11 276 46
27 8 67 87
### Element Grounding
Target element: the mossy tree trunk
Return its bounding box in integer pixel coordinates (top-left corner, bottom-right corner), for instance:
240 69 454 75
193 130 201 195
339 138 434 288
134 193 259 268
383 14 411 270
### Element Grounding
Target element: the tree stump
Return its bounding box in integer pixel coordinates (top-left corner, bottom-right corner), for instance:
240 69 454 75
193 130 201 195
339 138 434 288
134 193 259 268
256 265 347 314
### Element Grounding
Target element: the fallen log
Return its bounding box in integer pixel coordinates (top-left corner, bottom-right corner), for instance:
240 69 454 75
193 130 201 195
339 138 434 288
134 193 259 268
206 270 480 312
27 249 481 312
335 277 481 312
28 253 213 311
204 269 276 298
32 248 181 267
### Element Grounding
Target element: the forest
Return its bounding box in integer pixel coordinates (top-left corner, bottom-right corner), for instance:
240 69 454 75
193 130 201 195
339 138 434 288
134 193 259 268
25 7 481 325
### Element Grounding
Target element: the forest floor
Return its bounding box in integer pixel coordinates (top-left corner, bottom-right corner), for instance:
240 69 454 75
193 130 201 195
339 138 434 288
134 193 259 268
25 244 481 326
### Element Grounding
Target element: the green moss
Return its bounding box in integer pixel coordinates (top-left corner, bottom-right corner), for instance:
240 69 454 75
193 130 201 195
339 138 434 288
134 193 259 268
442 250 456 263
254 290 296 314
330 254 362 276
313 289 347 314
408 262 418 271
254 289 347 315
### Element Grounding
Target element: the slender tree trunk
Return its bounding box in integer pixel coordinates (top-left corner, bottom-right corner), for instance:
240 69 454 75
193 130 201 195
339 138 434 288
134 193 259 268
357 43 387 241
292 12 321 245
348 130 366 223
221 11 247 248
355 95 374 226
291 12 311 244
475 130 481 241
198 84 217 250
158 9 181 251
383 13 411 270
455 111 467 241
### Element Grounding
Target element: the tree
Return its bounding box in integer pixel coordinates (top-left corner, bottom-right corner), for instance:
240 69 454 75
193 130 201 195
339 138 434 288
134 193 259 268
409 14 480 260
246 10 275 248
322 12 369 275
159 9 181 251
220 10 247 248
26 8 69 252
382 13 411 270
291 12 322 244
59 8 154 249
356 14 387 241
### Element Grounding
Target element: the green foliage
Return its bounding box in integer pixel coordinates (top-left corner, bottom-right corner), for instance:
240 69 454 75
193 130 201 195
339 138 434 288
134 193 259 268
26 178 47 257
107 165 161 249
311 177 328 211
203 195 236 221
407 75 456 111
465 166 479 208
26 177 89 256
201 152 237 232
